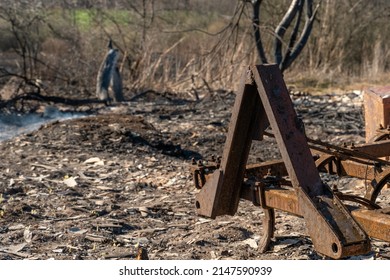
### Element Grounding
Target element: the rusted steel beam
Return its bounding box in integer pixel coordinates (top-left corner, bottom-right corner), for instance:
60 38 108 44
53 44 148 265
307 137 390 164
244 154 390 205
241 187 299 215
195 68 268 218
336 159 378 180
245 154 386 182
251 64 370 259
245 160 288 179
252 65 323 196
352 209 390 242
351 139 390 158
264 129 390 164
313 153 385 181
364 86 390 142
241 186 390 243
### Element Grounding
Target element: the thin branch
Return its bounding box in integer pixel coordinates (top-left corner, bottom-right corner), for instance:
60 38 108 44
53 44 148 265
0 67 41 94
252 0 268 64
281 0 304 70
0 91 106 109
162 26 232 37
125 1 142 18
282 0 322 71
274 0 301 67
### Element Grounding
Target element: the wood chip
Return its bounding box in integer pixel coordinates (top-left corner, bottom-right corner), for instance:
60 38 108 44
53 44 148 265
84 157 104 166
85 234 108 243
92 223 123 229
103 252 134 259
63 177 78 187
7 242 28 253
8 224 25 231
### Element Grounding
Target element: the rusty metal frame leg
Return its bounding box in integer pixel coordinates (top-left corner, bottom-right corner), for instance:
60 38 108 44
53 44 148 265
195 67 268 218
251 64 370 258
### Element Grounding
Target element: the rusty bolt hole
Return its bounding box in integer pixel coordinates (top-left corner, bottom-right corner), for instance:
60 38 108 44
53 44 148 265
331 243 338 254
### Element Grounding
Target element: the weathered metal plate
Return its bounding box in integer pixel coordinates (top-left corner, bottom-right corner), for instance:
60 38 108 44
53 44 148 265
252 64 324 196
352 139 390 158
364 87 390 141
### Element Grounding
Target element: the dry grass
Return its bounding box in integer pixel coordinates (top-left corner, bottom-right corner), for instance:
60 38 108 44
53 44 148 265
1 1 390 98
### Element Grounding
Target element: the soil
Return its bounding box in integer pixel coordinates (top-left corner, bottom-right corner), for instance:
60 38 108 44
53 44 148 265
0 90 389 260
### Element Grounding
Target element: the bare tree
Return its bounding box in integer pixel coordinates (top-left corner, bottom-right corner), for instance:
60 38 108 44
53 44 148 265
0 2 46 80
249 0 321 72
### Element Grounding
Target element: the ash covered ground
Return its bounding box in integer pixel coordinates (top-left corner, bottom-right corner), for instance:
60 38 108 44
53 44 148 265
0 90 389 260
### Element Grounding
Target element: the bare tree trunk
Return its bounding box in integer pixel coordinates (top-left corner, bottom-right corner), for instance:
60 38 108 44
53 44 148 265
252 0 268 64
249 0 321 72
274 0 302 67
281 0 320 72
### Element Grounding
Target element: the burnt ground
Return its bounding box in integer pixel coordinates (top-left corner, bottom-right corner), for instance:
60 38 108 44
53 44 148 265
0 90 389 260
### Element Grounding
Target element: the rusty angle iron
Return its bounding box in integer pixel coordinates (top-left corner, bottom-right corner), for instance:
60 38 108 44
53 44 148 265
192 64 390 259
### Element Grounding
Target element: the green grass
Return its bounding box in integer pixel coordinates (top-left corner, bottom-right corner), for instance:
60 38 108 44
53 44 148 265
47 9 135 31
73 9 93 29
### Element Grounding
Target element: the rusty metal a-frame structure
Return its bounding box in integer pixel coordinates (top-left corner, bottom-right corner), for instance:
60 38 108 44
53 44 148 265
192 64 390 259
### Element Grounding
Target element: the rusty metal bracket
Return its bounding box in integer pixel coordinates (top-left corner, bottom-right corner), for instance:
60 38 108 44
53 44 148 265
194 64 371 259
250 182 275 252
257 182 270 210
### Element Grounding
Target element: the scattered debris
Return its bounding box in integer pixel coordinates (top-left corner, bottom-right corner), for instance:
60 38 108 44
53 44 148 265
0 88 388 260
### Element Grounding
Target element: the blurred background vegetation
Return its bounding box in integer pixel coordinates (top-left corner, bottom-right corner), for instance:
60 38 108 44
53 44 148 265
0 0 389 100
